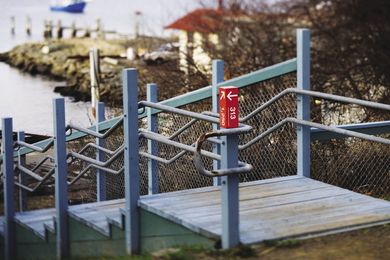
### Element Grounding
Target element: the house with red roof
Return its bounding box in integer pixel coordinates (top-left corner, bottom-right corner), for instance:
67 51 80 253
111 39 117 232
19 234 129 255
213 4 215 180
165 1 245 73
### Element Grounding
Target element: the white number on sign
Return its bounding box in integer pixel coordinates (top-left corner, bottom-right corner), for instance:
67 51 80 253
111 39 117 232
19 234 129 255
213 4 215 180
230 107 236 120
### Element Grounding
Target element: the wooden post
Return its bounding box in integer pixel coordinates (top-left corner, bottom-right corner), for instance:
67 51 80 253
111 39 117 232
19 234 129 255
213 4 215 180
10 16 15 35
122 69 140 254
90 48 100 118
296 29 311 178
221 134 240 249
2 118 16 260
26 16 32 36
56 20 63 39
212 60 224 186
96 102 106 201
17 131 27 212
147 83 158 194
48 20 53 39
53 98 69 259
71 22 77 38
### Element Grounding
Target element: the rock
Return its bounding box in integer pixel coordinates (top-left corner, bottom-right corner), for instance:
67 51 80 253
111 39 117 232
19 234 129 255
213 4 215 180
0 52 9 62
2 37 185 107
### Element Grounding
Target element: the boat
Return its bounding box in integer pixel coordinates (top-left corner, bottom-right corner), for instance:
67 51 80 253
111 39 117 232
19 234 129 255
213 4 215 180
50 0 87 13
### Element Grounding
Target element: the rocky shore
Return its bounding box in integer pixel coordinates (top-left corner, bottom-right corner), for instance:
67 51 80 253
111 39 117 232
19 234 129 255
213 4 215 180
0 37 198 107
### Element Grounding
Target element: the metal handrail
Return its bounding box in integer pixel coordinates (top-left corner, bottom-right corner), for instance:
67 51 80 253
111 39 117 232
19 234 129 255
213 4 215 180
67 116 123 139
69 145 124 168
194 130 253 178
241 88 390 122
17 139 54 153
12 117 125 192
239 117 390 150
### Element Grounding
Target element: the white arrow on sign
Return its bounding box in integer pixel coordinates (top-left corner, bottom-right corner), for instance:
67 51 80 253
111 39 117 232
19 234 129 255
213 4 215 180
220 91 225 100
227 91 238 101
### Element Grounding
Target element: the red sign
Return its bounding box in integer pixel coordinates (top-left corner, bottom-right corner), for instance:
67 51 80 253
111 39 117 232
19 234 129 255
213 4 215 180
219 86 239 128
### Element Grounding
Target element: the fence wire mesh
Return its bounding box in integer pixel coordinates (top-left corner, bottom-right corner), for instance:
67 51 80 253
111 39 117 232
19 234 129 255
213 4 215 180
2 70 390 213
311 101 390 199
311 136 390 198
238 73 297 181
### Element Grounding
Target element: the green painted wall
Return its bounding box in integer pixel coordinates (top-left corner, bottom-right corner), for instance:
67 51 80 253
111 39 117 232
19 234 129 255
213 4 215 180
16 224 56 260
140 209 216 252
2 208 216 259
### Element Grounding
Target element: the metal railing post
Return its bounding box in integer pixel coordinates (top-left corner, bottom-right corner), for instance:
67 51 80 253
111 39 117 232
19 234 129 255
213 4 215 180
147 83 158 194
297 28 311 178
123 69 140 254
212 60 224 186
17 131 27 212
96 102 106 201
2 118 16 260
53 98 69 259
221 134 240 248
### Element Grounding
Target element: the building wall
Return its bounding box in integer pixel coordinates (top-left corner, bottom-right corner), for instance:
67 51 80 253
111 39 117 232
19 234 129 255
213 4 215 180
177 30 219 74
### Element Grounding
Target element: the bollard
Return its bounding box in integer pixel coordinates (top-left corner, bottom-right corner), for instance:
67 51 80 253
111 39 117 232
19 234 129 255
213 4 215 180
147 83 158 194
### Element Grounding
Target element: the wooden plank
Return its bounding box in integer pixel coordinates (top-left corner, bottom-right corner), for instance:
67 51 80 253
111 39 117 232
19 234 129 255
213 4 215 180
175 186 349 219
107 216 123 229
141 177 326 210
204 193 390 236
141 176 302 202
14 209 56 239
70 198 124 212
68 207 123 237
140 175 390 244
180 191 359 231
141 176 308 207
240 206 390 244
200 192 382 229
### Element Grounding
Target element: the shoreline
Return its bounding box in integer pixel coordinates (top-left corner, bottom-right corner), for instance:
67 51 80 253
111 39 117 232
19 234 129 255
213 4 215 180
0 37 190 107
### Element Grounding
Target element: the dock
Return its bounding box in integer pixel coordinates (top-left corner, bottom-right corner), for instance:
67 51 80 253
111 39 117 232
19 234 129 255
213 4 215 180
1 28 390 259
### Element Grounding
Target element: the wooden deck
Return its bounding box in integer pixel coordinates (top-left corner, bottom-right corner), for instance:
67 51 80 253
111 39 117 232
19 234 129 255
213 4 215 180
140 176 390 244
3 176 390 245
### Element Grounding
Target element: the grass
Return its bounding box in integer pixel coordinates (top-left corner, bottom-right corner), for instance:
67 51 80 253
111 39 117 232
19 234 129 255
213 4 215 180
73 225 390 259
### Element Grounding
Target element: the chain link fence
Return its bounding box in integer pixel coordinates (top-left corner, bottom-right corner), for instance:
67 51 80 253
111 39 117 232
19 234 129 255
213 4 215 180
311 101 390 199
1 71 390 212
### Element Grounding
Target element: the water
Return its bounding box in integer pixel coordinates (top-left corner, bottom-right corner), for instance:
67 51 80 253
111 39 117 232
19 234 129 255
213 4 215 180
0 0 205 135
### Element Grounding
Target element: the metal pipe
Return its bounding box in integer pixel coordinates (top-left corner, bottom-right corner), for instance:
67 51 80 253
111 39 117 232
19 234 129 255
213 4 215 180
17 139 54 153
67 116 123 139
239 117 390 150
140 101 220 124
69 145 124 167
139 130 221 161
241 88 390 122
193 132 253 178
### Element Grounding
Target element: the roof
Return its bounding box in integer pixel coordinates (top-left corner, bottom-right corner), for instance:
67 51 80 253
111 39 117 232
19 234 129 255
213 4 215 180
165 8 226 34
